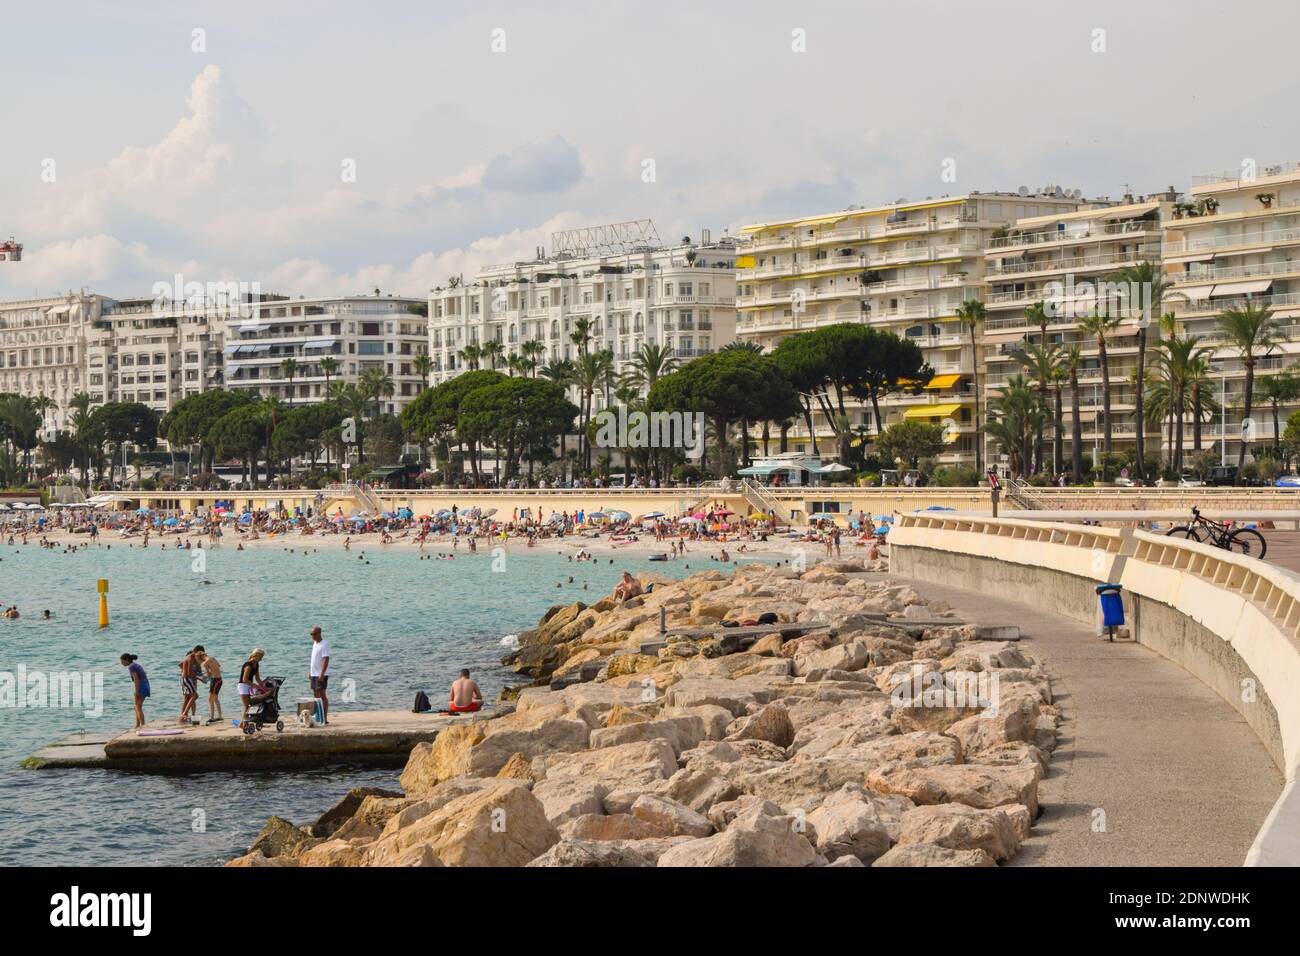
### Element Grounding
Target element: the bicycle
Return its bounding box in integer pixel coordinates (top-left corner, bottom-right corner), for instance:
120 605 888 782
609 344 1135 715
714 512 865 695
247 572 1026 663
1165 506 1268 559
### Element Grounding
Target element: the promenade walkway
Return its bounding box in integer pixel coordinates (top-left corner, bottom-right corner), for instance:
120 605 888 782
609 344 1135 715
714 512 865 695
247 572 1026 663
885 574 1283 867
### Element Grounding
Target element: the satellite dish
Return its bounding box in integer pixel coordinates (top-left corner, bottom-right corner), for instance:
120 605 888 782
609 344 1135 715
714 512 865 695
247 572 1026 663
1054 186 1065 198
1017 186 1029 197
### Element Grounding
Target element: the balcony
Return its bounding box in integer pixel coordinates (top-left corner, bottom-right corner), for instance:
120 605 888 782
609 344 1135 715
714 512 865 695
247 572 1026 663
1190 162 1300 187
1164 226 1300 256
986 250 1157 277
987 219 1157 250
1170 258 1300 286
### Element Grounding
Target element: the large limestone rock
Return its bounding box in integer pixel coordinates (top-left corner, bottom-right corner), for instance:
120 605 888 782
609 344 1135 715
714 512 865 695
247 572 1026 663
541 738 678 790
945 697 1041 756
662 677 776 716
805 784 893 863
867 764 1040 817
364 782 558 867
588 714 707 756
399 723 488 796
310 787 405 837
527 837 686 867
896 803 1020 861
727 702 795 748
560 813 668 841
656 802 817 867
249 816 317 859
531 778 608 825
872 843 996 867
467 716 593 776
792 642 870 677
297 838 366 867
631 794 714 838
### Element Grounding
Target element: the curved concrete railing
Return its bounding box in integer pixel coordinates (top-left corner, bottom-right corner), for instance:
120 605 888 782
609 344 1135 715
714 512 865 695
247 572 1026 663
890 511 1300 867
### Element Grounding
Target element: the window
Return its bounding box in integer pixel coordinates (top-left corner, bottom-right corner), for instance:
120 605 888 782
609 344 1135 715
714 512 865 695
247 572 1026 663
358 341 384 355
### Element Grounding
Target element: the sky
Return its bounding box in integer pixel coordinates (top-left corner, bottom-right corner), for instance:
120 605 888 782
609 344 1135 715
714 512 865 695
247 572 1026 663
1 0 1297 302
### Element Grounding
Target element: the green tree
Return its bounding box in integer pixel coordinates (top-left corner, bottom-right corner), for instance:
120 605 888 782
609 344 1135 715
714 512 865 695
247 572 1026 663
1216 301 1286 475
874 420 945 470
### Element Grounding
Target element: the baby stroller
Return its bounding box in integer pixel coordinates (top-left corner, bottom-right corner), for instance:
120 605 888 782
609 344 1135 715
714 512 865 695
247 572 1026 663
241 676 286 734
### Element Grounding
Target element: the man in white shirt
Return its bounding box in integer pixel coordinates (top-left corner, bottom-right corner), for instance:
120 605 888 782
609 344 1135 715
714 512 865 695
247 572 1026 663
309 626 331 724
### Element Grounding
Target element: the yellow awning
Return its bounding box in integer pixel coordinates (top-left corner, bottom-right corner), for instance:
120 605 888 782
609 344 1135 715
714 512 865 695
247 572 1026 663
923 373 963 390
903 402 965 420
735 255 755 269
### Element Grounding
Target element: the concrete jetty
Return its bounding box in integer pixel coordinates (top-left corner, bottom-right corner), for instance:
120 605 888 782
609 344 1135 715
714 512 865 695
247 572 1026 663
24 710 480 771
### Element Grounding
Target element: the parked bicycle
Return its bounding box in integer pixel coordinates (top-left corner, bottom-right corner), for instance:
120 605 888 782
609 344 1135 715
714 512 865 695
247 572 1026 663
1165 507 1267 558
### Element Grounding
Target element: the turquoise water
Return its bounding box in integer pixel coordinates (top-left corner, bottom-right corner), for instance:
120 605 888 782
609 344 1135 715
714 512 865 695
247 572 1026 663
0 539 727 866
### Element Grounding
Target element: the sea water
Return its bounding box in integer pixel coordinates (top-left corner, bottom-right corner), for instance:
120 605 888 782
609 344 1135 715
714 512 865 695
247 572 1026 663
0 539 757 865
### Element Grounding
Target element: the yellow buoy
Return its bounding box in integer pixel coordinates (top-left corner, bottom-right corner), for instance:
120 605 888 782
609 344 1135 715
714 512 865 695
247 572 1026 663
97 578 109 628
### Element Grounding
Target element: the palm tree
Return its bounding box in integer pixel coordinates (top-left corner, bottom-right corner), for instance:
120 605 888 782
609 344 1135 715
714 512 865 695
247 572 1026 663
68 392 95 487
319 356 339 394
458 343 483 371
412 354 434 390
1109 261 1168 481
519 340 546 377
956 299 987 472
620 342 679 396
480 340 504 370
984 374 1048 478
570 317 594 357
1187 355 1218 453
1014 340 1061 474
572 350 613 472
279 358 300 404
539 358 576 480
328 382 369 464
30 394 55 433
1152 331 1213 474
1256 371 1299 459
358 367 395 419
1063 345 1084 482
1216 301 1286 472
1078 312 1123 453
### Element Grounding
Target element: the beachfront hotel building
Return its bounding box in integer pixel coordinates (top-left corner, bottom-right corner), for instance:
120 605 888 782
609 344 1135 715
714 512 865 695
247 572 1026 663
428 221 739 409
982 194 1176 469
735 190 1081 465
224 293 430 414
1163 163 1300 462
82 295 231 415
0 292 106 432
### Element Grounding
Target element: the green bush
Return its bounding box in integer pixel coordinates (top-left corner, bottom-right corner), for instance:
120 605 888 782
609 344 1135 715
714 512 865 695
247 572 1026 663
931 465 981 487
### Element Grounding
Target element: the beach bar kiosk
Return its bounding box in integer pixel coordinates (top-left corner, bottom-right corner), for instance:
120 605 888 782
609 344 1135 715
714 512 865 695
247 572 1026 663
737 452 845 487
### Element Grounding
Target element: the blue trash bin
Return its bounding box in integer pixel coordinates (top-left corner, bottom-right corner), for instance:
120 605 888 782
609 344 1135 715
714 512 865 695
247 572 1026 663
1095 583 1124 640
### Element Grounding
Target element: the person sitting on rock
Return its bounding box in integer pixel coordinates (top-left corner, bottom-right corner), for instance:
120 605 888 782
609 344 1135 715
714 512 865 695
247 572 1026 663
613 571 642 602
449 669 482 713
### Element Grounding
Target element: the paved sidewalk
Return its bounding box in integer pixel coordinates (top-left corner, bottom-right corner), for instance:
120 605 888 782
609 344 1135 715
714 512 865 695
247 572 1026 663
883 575 1283 867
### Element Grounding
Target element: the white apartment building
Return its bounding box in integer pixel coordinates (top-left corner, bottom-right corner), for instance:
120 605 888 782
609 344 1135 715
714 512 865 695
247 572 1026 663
225 293 429 414
0 292 106 432
982 194 1174 468
736 190 1081 465
1164 163 1300 462
428 222 738 409
84 296 229 415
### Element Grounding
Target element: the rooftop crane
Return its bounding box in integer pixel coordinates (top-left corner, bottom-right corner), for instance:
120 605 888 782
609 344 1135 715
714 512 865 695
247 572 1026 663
0 236 22 262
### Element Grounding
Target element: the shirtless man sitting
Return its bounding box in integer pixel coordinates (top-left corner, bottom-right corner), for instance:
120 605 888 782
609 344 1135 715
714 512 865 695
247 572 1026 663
449 669 483 713
612 571 643 602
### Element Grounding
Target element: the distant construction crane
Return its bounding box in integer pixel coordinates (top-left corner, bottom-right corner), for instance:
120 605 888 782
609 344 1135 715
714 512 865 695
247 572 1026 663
0 236 22 262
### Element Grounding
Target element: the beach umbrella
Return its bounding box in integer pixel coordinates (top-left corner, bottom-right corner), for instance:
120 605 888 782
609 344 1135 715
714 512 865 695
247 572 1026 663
483 508 498 517
607 510 631 521
640 511 665 519
678 515 701 524
163 517 179 526
136 506 152 514
396 507 413 519
820 462 852 473
0 503 10 511
874 525 891 535
807 512 839 523
587 512 607 521
711 508 735 516
691 512 707 520
415 514 430 521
